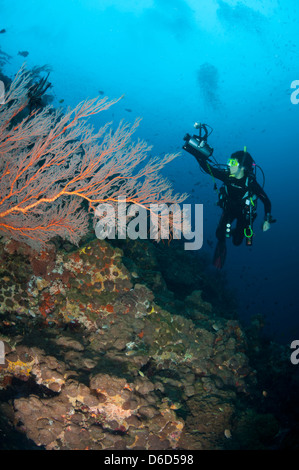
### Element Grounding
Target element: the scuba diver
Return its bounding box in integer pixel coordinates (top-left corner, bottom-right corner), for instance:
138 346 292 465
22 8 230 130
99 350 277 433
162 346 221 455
183 123 275 268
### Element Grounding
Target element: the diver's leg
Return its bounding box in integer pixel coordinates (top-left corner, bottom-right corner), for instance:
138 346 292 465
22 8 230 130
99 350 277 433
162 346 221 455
215 212 227 242
233 215 245 246
213 212 228 268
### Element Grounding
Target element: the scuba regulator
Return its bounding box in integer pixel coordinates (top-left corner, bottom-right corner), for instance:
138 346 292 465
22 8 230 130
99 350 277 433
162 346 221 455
183 123 214 160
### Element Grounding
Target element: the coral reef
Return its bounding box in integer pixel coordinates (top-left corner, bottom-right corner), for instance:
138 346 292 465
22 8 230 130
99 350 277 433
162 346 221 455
0 236 292 450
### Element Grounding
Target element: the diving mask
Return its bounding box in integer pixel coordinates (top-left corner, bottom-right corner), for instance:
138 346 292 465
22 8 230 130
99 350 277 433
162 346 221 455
227 158 239 167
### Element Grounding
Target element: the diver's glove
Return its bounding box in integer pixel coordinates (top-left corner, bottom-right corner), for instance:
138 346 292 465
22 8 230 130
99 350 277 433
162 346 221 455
263 214 276 232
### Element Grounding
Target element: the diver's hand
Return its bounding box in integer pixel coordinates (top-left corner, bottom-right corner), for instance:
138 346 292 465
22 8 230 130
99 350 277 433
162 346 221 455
263 220 271 232
263 214 276 232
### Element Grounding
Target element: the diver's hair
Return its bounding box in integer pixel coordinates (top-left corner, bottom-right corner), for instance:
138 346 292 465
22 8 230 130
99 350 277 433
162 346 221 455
231 150 254 172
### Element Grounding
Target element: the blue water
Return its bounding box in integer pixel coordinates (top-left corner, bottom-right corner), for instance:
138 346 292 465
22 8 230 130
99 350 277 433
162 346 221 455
1 0 298 343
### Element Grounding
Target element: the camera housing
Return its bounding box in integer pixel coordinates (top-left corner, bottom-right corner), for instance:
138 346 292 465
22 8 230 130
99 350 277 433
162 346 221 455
183 133 214 160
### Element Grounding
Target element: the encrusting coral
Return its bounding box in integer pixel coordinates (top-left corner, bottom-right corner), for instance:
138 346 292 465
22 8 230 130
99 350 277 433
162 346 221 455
0 236 262 450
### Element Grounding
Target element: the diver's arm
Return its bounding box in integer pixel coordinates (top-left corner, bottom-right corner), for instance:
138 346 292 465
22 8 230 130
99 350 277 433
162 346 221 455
252 180 274 231
195 156 227 182
253 181 271 217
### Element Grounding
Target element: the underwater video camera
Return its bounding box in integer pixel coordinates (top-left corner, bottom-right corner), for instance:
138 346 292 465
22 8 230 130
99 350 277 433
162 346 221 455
183 123 214 160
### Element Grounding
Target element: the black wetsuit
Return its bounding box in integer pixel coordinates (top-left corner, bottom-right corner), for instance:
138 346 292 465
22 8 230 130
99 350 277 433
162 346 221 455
195 157 272 267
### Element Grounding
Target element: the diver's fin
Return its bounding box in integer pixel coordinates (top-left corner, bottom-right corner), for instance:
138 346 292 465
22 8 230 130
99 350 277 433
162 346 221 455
213 241 227 269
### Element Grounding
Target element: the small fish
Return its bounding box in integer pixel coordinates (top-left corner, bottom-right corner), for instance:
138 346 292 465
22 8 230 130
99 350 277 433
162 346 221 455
125 108 132 112
18 50 29 57
0 29 6 34
58 99 64 104
125 350 136 356
147 306 156 315
98 90 104 95
170 402 181 410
